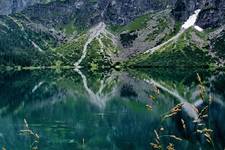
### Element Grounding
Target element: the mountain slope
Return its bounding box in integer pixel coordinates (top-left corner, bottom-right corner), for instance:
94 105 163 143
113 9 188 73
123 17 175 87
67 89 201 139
127 28 216 67
110 9 181 61
0 0 225 68
52 22 118 69
0 14 62 66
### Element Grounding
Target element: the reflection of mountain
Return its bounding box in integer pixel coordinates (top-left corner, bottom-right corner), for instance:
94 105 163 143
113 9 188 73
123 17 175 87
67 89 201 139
75 68 117 108
0 69 158 149
210 72 225 98
0 68 224 114
0 70 82 115
129 68 225 149
0 69 225 149
0 69 152 113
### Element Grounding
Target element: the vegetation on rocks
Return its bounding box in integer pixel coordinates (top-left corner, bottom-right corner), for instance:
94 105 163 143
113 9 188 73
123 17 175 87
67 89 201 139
127 28 216 68
0 5 224 69
0 14 58 66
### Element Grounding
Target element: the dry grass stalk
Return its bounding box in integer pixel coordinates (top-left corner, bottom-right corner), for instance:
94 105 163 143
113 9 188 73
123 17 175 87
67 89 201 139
2 147 6 150
151 129 182 150
162 104 183 120
197 73 206 101
150 143 162 150
197 128 214 146
198 106 208 119
150 95 157 101
181 119 186 130
146 105 153 111
167 143 175 150
150 130 162 150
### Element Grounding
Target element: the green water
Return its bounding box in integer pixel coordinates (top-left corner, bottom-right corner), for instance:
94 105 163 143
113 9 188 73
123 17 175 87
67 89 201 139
0 68 224 150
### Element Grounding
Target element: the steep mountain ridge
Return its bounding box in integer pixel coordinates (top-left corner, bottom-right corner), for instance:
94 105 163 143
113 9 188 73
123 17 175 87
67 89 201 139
1 0 225 29
20 0 174 30
0 0 225 68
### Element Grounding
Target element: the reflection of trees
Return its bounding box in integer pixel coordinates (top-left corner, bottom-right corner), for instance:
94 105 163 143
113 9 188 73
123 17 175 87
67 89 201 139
0 71 57 115
0 70 82 115
0 68 119 115
210 72 225 101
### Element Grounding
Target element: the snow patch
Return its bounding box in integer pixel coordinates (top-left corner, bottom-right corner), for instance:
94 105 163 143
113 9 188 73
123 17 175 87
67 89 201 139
194 25 203 32
182 9 201 29
144 9 203 54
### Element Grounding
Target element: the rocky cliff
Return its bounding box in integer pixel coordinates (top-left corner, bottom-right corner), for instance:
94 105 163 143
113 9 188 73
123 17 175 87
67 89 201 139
0 0 59 15
196 0 225 28
21 0 174 29
1 0 225 29
171 0 200 21
171 0 225 29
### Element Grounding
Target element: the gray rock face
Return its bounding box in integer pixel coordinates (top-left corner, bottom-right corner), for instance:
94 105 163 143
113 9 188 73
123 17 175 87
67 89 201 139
171 0 225 29
21 0 174 28
103 0 172 25
0 0 173 16
0 0 225 29
196 0 225 28
171 0 201 21
0 0 51 15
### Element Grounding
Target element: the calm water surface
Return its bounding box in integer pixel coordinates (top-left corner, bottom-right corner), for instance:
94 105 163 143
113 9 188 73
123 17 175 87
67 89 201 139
0 68 224 150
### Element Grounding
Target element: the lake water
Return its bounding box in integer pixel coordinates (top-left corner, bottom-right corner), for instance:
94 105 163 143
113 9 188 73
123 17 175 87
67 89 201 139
0 68 224 150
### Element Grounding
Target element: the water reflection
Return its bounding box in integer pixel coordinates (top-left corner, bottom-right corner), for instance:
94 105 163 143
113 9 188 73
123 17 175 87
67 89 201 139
74 68 117 109
0 68 224 149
